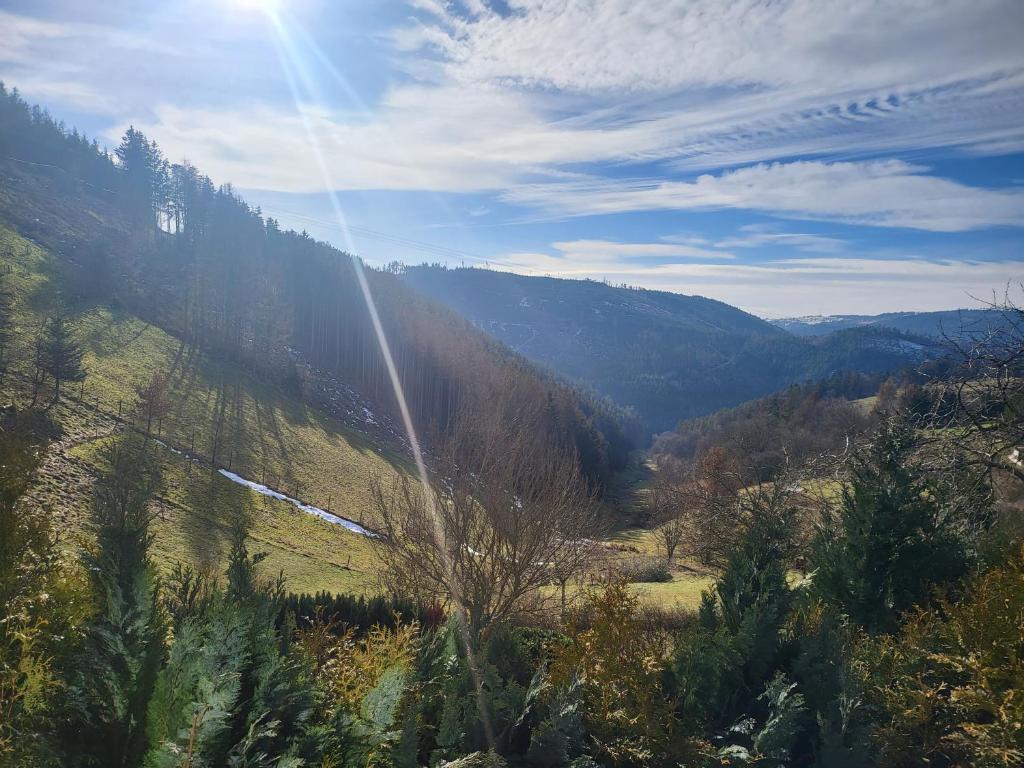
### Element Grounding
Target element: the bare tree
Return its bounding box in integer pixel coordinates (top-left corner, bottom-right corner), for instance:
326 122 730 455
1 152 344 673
369 397 601 639
651 447 812 571
931 293 1024 485
679 447 746 569
647 477 688 562
133 371 172 433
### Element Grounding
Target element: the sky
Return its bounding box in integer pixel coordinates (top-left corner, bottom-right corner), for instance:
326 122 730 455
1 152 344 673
1 0 1022 317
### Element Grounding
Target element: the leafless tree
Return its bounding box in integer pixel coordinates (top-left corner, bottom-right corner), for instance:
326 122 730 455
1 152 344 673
931 292 1024 486
369 396 601 639
647 477 688 562
133 371 172 433
651 447 813 571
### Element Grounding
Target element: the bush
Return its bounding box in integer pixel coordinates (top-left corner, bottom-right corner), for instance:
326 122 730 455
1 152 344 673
619 557 672 583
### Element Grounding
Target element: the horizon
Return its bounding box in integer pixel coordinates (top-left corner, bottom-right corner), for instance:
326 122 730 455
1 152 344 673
1 0 1022 316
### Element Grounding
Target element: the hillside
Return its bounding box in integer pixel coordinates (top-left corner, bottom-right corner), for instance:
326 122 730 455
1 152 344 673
0 223 393 594
402 264 942 433
0 85 634 489
773 308 1007 337
0 86 641 595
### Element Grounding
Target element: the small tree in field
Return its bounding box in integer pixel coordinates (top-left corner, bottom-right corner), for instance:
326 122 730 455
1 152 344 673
133 371 172 433
370 397 600 640
36 313 86 403
648 477 688 562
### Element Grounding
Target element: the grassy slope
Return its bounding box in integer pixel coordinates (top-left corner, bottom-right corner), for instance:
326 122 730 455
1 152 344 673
2 223 401 594
3 223 714 608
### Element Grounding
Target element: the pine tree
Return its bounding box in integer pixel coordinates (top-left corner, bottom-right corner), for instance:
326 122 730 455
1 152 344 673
36 312 86 402
60 437 165 768
670 501 794 729
811 416 972 634
115 127 166 229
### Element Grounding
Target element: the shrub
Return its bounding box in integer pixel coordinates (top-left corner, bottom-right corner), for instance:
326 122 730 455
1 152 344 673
619 557 672 583
851 545 1024 767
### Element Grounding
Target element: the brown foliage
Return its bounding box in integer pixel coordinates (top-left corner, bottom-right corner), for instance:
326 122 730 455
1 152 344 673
370 394 601 639
852 544 1024 767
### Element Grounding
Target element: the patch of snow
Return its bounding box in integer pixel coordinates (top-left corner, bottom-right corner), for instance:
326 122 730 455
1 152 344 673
217 469 375 537
782 315 837 325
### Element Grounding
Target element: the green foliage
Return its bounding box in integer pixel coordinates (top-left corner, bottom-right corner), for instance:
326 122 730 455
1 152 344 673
0 409 62 766
60 436 166 768
551 581 683 767
716 674 807 767
146 532 319 768
671 507 794 729
811 416 981 633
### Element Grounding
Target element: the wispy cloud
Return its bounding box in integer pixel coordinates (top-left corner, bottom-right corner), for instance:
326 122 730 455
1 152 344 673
411 0 1024 165
715 225 847 254
504 160 1024 232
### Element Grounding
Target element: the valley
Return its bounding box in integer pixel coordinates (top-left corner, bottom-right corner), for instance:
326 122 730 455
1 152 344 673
402 264 941 433
1 54 1021 768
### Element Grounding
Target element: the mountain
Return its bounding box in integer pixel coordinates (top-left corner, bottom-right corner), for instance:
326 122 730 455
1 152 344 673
772 308 1005 337
402 264 942 434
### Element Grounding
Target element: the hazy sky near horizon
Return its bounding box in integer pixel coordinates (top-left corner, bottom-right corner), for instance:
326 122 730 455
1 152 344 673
1 0 1023 317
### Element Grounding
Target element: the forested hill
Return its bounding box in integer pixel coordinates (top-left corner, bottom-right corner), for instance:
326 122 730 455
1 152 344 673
773 308 1008 337
0 84 634 487
402 264 940 433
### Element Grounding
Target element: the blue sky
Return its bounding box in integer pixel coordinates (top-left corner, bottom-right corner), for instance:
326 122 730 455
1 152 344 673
1 0 1022 317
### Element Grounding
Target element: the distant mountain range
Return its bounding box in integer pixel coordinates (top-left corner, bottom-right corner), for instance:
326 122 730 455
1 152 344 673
402 266 942 434
772 309 1004 337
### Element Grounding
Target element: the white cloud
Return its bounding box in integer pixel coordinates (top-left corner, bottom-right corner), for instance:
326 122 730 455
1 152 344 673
504 160 1024 232
715 225 847 254
419 0 1022 95
528 239 735 271
493 250 1024 316
410 0 1024 166
4 1 1024 244
113 84 714 193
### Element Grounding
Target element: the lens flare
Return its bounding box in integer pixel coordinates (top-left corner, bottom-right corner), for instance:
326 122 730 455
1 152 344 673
258 5 496 748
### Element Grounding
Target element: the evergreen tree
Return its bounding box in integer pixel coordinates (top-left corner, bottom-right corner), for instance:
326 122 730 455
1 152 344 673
115 126 165 228
36 312 86 402
146 527 320 767
670 502 795 729
60 437 165 768
811 416 974 634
